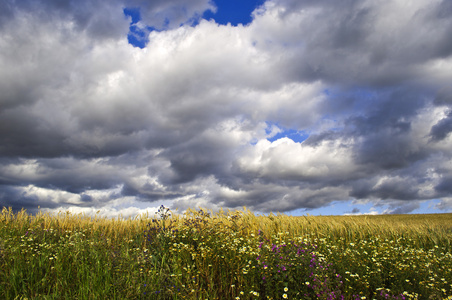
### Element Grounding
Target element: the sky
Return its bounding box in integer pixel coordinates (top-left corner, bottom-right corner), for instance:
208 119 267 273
1 0 452 218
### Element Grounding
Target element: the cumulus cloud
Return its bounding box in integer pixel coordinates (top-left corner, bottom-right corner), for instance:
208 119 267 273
1 0 452 216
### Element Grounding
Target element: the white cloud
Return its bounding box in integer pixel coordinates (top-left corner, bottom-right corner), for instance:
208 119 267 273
41 205 161 220
236 137 359 181
434 198 452 212
21 185 83 205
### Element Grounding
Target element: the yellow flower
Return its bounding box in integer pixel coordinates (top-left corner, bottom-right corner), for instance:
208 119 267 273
283 294 288 299
284 287 288 292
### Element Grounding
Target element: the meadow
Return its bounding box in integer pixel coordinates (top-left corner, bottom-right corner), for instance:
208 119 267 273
0 206 451 300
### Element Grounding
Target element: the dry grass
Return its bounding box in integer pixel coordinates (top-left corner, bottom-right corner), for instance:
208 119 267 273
1 206 451 299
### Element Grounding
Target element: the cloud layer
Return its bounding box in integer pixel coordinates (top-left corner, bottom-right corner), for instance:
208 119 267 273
1 0 452 216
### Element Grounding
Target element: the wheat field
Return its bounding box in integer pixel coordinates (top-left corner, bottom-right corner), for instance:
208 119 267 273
1 206 451 299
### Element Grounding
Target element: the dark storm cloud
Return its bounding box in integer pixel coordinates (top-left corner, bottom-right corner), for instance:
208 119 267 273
434 87 452 106
0 110 70 158
0 185 58 214
1 0 127 40
1 0 452 216
430 111 452 142
383 201 422 215
350 208 360 214
1 157 118 193
159 129 239 184
369 177 424 201
435 176 452 195
262 0 452 87
347 92 427 169
0 1 13 28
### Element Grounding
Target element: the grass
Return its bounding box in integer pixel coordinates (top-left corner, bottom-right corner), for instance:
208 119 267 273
1 205 451 299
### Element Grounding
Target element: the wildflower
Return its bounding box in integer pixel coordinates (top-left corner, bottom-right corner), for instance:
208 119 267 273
283 294 288 299
284 287 288 292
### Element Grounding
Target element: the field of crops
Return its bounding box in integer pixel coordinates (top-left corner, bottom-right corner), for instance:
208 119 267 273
1 206 451 300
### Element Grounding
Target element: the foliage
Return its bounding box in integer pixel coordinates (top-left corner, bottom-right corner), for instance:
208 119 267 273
1 206 451 299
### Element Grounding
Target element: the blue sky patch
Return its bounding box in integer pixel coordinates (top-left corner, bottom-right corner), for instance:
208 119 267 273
124 1 266 48
266 122 310 144
203 0 265 26
123 7 148 48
